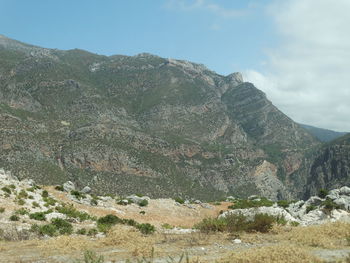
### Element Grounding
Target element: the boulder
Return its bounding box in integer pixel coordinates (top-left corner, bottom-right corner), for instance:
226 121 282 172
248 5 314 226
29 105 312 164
63 181 75 192
81 186 91 194
126 195 148 205
339 186 350 196
327 189 340 200
334 197 350 210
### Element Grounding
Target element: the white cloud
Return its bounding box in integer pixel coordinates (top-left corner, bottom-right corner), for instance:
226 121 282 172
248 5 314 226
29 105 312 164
245 0 350 132
165 0 248 18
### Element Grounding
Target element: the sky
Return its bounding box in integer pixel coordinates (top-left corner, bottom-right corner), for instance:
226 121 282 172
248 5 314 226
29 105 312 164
0 0 349 131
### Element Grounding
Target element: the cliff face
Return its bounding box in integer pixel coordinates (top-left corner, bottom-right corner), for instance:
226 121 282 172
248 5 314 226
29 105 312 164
0 36 320 200
298 134 350 198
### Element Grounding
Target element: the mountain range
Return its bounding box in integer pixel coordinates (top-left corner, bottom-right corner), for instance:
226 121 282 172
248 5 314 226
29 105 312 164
0 35 348 200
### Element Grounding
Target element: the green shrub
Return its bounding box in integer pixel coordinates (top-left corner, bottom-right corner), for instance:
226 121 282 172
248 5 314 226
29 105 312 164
77 228 87 235
306 205 317 213
228 198 274 210
88 228 98 236
122 218 137 227
76 250 104 263
43 197 56 206
32 201 40 208
51 218 73 235
17 189 28 199
17 199 25 205
10 215 20 221
55 185 64 191
71 190 86 200
139 210 146 215
290 221 300 227
136 223 155 235
161 223 174 229
97 214 122 233
0 207 5 213
322 198 344 215
225 213 249 233
139 199 148 207
42 190 49 198
90 198 98 206
318 189 329 199
194 217 227 233
277 200 290 208
174 197 185 204
29 212 46 221
248 213 275 233
31 224 57 237
9 184 16 189
15 208 29 215
56 204 92 221
1 187 11 194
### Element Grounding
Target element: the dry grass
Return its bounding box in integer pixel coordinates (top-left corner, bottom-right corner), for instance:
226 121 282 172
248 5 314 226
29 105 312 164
274 222 350 248
219 244 323 263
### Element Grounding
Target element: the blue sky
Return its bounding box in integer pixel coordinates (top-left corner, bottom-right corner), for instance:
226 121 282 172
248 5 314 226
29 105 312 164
0 0 275 75
1 0 350 131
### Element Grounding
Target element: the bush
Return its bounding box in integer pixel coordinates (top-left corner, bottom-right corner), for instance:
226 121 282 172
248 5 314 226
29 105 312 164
15 208 29 215
29 212 46 221
55 185 64 191
194 217 227 233
277 200 290 208
122 218 137 226
318 189 329 199
161 223 173 229
0 207 5 213
42 190 49 198
322 198 344 215
43 197 56 206
71 190 86 200
138 199 148 207
1 187 11 194
248 214 275 233
17 189 28 199
228 198 274 210
51 218 73 235
31 224 57 237
9 184 16 189
32 201 40 208
90 198 98 206
97 214 122 233
56 204 93 221
17 199 25 206
88 228 98 236
226 213 249 233
136 223 155 235
306 205 317 213
10 215 20 221
174 197 185 204
77 228 87 235
76 250 104 263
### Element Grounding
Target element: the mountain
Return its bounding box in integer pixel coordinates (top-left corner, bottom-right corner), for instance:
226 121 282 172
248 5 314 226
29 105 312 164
0 35 320 200
299 124 347 142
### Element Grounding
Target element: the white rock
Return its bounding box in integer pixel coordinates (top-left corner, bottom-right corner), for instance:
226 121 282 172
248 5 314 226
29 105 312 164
81 186 91 193
233 239 242 244
63 181 75 192
339 186 350 196
46 212 67 221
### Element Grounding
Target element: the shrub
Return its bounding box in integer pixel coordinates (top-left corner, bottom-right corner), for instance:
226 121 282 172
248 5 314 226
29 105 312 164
88 228 98 236
318 189 329 199
51 218 73 235
17 199 25 206
76 250 104 263
226 213 249 233
306 205 317 213
139 210 146 215
277 200 290 208
174 197 185 204
29 212 46 221
122 218 137 226
77 228 87 235
90 198 98 206
31 224 57 237
194 217 227 233
10 215 20 221
15 208 29 215
322 198 344 215
56 204 92 221
161 223 174 229
139 199 148 207
43 197 56 206
17 189 28 199
228 198 274 210
32 201 40 208
0 207 5 213
71 190 86 200
1 187 11 194
42 190 49 198
55 185 64 191
248 213 275 233
97 214 122 233
136 223 155 235
290 221 300 227
9 184 16 189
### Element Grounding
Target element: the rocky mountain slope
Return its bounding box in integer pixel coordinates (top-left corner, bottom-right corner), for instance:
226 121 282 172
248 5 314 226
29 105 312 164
299 124 347 142
0 35 320 200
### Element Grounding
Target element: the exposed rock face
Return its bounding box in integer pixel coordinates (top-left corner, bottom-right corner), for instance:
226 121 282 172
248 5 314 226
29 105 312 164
0 35 320 200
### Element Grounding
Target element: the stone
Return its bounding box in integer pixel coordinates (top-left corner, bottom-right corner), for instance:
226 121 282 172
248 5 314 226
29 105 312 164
126 195 147 205
63 181 75 192
81 186 91 194
233 239 242 244
45 212 67 221
339 186 350 196
200 203 213 209
327 189 340 200
334 197 350 210
194 200 202 204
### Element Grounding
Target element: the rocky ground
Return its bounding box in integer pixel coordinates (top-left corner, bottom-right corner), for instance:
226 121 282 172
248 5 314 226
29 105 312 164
0 168 350 263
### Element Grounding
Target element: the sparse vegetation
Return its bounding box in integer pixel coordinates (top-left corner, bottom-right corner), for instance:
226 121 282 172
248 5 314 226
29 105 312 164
55 185 64 191
0 207 5 213
318 188 329 198
56 204 93 221
10 214 20 221
306 205 316 213
136 223 155 235
174 197 185 204
139 199 149 207
75 250 104 263
228 197 274 210
71 190 86 200
42 190 49 198
1 186 11 194
15 208 29 215
29 212 46 221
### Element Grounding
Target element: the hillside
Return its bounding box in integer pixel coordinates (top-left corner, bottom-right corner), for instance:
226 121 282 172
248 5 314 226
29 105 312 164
299 124 347 142
0 35 320 200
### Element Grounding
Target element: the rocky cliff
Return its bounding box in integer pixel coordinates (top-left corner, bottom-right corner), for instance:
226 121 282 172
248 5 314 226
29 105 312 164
0 35 320 200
